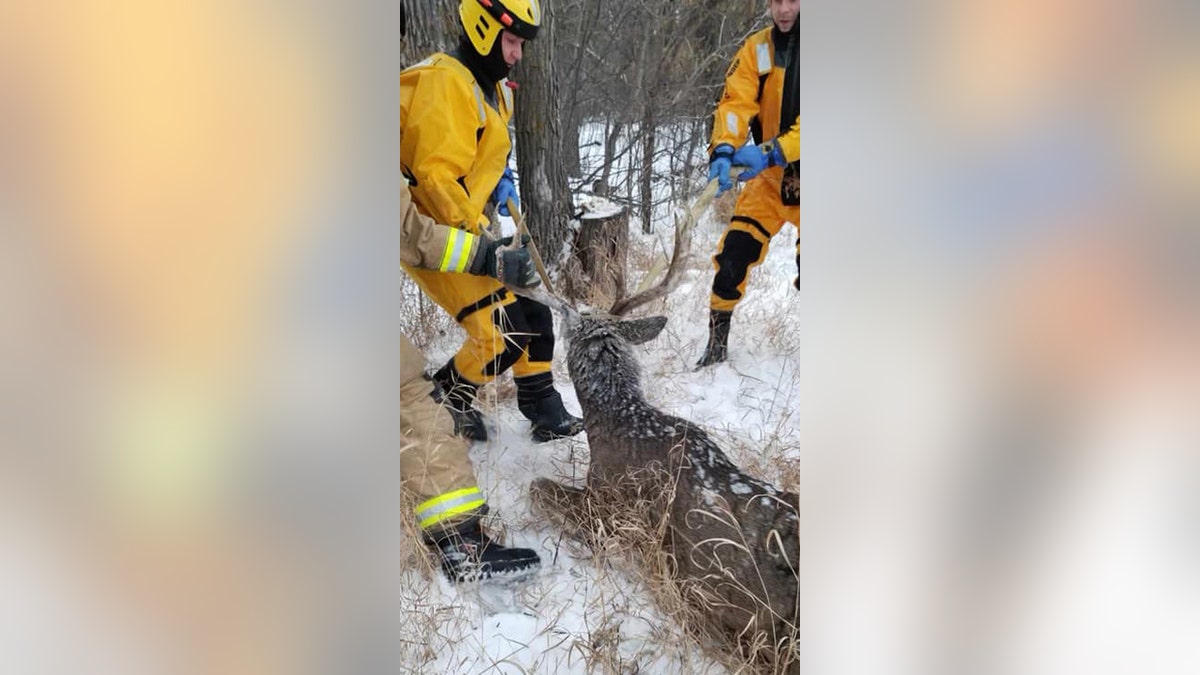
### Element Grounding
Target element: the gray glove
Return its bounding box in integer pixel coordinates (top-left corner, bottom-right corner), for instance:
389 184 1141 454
469 235 540 288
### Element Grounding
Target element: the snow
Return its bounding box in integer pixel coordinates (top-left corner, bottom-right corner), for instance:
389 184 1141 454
574 194 625 220
401 155 801 671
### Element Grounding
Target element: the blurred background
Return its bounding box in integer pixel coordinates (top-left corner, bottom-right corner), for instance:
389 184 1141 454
799 0 1198 673
0 2 398 673
0 0 1195 673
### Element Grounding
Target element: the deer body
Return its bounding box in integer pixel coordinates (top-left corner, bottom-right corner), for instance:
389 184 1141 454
536 315 799 668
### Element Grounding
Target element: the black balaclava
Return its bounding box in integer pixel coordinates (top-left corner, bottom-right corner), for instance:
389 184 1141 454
456 31 511 98
771 20 798 68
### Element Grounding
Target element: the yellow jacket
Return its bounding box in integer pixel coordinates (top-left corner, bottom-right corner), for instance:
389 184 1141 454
401 53 515 234
710 27 800 164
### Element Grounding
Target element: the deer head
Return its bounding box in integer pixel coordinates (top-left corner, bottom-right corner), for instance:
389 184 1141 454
564 313 667 410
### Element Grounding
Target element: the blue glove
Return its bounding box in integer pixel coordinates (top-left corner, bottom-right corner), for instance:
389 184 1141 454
493 166 519 216
732 140 785 182
707 144 735 194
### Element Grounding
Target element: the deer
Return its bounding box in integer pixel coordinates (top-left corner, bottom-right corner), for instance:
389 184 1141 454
513 174 799 671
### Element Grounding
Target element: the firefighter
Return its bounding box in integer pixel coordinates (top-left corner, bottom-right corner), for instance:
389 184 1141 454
402 175 543 581
401 0 582 442
697 0 802 368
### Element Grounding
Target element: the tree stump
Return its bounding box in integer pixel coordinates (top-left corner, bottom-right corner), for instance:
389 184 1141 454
565 198 628 306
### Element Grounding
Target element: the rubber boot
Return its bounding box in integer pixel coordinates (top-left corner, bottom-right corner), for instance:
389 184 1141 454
428 518 541 583
695 309 732 368
431 361 488 442
516 373 584 443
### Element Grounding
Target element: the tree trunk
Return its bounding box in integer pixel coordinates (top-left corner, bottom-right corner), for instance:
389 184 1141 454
400 0 456 65
513 0 573 272
639 106 656 234
562 109 582 178
564 206 628 306
634 5 662 234
599 118 622 194
557 0 595 181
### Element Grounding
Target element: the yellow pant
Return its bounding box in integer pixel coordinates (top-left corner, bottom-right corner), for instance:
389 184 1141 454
710 167 801 312
403 265 554 386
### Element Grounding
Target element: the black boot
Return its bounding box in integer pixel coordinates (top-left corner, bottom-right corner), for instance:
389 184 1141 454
695 309 732 368
516 373 584 443
794 245 801 291
431 362 488 442
428 519 541 583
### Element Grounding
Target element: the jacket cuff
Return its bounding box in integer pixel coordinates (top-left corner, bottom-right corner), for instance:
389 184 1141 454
763 140 786 167
709 144 735 162
465 234 490 276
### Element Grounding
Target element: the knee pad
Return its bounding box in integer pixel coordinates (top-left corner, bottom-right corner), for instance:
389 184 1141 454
516 297 555 364
713 230 764 301
484 302 533 377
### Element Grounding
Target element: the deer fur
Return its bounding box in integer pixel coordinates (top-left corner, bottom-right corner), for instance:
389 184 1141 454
531 312 799 671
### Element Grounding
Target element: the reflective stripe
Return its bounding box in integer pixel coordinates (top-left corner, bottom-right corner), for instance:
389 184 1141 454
500 81 513 113
439 228 474 273
403 57 433 73
416 487 486 529
472 84 486 124
755 43 771 74
725 111 739 135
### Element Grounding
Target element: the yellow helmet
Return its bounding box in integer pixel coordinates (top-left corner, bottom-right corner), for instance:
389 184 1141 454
459 0 541 55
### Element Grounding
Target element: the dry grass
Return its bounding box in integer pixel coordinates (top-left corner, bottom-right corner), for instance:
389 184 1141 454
399 467 443 672
533 471 714 672
401 274 458 356
531 463 799 675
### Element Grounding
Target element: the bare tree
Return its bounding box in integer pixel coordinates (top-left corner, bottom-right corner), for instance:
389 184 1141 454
405 0 765 271
400 0 456 65
512 0 575 270
546 0 764 233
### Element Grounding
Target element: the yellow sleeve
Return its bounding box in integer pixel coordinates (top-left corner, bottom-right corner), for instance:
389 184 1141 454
401 68 484 230
710 38 763 152
776 118 800 164
400 179 479 273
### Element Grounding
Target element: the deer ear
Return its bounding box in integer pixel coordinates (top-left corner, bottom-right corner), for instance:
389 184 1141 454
613 315 667 345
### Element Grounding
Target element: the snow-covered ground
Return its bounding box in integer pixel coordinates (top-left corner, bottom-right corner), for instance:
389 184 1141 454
400 159 801 673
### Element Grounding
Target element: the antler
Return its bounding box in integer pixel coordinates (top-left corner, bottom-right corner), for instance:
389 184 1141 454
608 176 722 316
505 167 737 320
